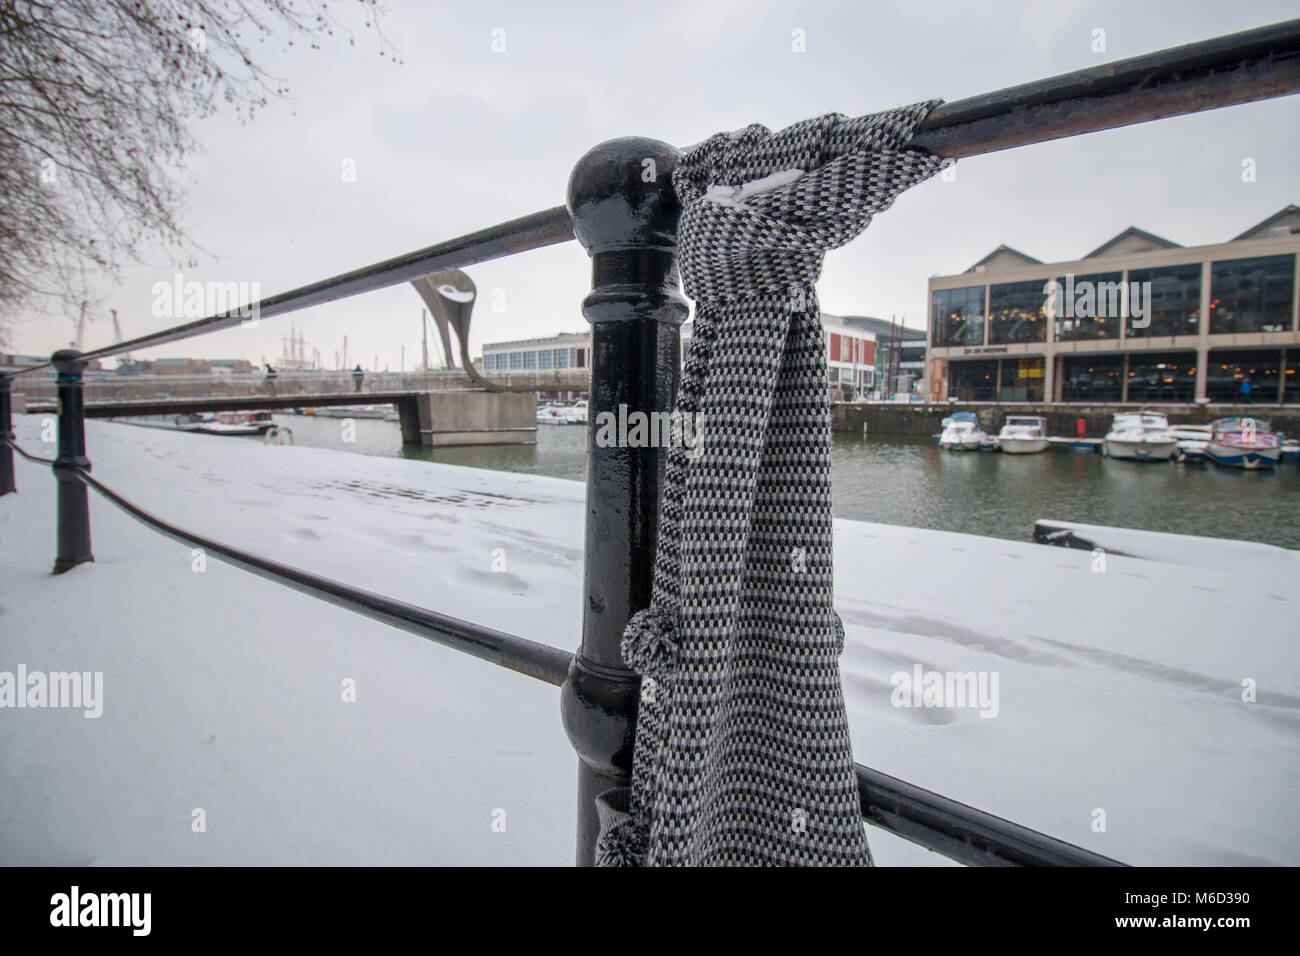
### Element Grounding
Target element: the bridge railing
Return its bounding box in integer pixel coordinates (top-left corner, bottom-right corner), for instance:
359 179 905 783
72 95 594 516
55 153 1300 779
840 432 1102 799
14 368 562 404
3 17 1298 866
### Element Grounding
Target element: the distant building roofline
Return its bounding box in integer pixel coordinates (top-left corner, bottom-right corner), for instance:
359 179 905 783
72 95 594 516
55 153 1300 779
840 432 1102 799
1082 226 1182 259
1232 203 1300 240
965 244 1043 273
943 205 1299 280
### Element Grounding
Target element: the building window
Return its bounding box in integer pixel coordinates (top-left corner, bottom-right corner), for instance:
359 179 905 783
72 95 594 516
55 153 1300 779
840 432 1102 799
482 354 494 371
539 349 553 369
523 351 537 370
999 357 1045 401
1052 272 1123 341
1209 255 1296 334
988 281 1047 345
1060 356 1123 403
509 352 522 370
947 359 998 401
576 348 585 368
931 286 986 348
1126 264 1201 338
1206 348 1283 404
898 342 926 380
1127 351 1197 403
554 349 569 369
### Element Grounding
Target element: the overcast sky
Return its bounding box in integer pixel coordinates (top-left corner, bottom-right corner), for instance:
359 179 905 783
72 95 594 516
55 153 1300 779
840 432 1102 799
11 0 1300 369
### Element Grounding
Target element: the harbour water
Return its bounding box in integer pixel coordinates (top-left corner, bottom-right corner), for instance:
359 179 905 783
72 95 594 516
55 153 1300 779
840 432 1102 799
264 415 1300 549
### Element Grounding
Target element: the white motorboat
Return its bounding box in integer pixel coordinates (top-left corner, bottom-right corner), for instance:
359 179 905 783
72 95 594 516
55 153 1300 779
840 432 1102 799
996 416 1049 454
201 411 276 435
112 411 275 436
1103 412 1178 461
536 405 570 425
1206 417 1282 470
1168 423 1211 463
939 411 987 451
1168 424 1212 442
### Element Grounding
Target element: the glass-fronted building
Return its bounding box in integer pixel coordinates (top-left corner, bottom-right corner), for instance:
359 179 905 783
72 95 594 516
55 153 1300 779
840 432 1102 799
481 331 590 375
835 314 926 397
925 205 1300 404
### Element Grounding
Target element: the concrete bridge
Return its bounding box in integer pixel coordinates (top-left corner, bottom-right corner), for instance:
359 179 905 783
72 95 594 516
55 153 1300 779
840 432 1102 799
12 367 589 405
20 386 547 448
14 368 588 446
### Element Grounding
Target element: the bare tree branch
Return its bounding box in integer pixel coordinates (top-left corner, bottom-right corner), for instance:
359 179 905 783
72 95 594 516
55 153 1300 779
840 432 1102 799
0 0 398 345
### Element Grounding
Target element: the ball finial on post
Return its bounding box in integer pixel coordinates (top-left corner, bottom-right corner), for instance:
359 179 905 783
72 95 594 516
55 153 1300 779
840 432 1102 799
561 137 688 865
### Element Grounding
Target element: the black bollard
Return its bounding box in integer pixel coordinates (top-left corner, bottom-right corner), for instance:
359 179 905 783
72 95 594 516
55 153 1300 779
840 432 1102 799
0 376 14 495
559 138 688 865
50 350 94 574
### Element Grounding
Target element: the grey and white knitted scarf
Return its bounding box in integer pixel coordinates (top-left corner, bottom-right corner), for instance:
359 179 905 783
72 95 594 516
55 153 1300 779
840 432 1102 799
596 104 945 867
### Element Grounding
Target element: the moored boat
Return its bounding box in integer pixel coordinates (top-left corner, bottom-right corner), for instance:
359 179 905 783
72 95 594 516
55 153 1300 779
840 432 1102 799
1169 423 1211 463
939 411 986 451
536 401 587 425
536 404 574 425
1173 440 1209 463
201 411 276 435
112 411 275 436
996 415 1049 454
1206 417 1281 469
1103 412 1178 461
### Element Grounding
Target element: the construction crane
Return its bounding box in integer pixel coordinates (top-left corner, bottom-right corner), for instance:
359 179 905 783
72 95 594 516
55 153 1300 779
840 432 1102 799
110 309 137 373
71 301 88 350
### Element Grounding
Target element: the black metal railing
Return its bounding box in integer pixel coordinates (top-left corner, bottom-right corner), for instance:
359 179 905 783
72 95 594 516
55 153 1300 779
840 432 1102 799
3 17 1298 866
2 431 1122 867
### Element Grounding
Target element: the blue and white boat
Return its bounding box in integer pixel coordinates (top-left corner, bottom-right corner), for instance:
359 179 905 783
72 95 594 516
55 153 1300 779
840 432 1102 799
939 411 986 451
1206 417 1282 469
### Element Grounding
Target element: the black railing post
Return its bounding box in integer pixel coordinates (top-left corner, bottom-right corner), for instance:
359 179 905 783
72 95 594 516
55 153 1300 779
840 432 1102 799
560 137 688 865
50 350 94 573
0 375 14 495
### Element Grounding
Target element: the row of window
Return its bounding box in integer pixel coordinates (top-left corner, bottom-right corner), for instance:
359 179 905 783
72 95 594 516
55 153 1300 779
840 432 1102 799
947 357 1049 402
828 367 875 386
483 348 580 371
932 254 1297 348
1058 349 1298 403
946 349 1298 403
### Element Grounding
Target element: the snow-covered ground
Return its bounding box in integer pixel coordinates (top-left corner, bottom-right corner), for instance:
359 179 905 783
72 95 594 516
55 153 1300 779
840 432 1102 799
2 414 1296 866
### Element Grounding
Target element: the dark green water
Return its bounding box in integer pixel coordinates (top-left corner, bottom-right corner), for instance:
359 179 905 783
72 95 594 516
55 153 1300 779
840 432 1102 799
267 415 1300 549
